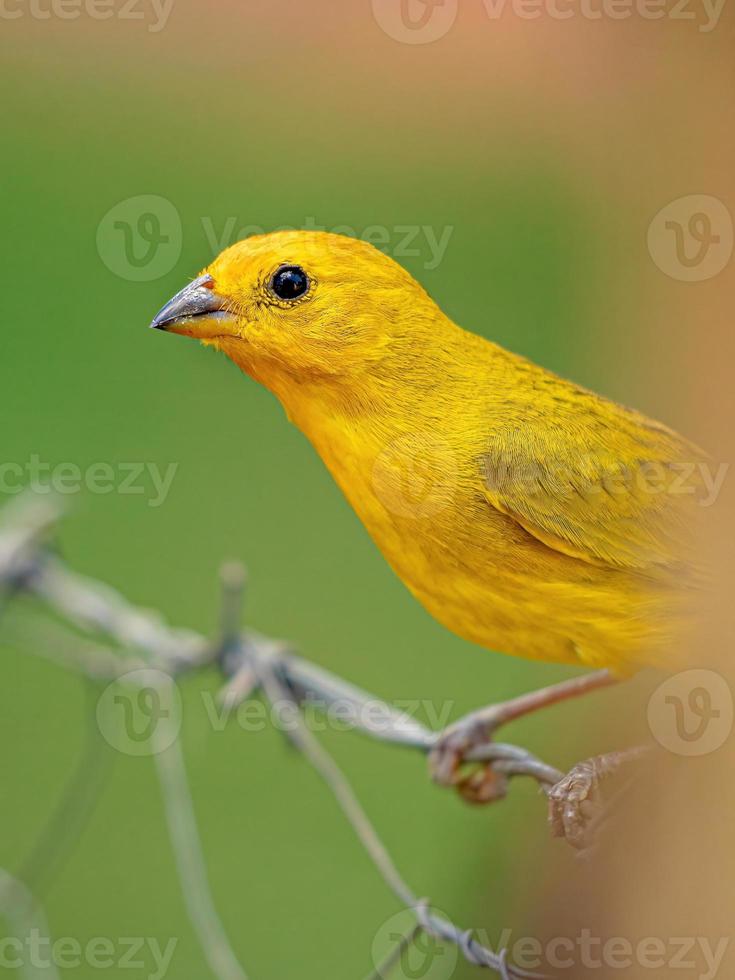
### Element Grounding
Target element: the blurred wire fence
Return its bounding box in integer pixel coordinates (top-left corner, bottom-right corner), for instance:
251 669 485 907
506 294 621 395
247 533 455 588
0 494 611 980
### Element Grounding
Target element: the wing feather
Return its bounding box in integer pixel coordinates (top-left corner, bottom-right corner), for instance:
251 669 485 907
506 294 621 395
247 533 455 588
480 388 703 575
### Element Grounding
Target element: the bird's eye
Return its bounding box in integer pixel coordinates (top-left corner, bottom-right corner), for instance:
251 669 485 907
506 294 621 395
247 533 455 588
270 265 310 301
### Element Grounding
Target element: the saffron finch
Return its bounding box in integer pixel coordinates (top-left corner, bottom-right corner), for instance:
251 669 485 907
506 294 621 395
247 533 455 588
151 231 706 677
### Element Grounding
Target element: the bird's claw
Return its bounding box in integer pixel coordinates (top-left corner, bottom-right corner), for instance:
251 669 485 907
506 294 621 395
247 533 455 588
548 759 604 850
428 716 509 805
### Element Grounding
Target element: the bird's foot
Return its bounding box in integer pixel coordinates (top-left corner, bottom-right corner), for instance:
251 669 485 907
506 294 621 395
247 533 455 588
548 749 645 850
547 758 605 850
428 671 615 808
428 712 510 804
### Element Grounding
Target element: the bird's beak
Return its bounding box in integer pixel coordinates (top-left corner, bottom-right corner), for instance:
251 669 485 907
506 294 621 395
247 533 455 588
150 274 238 339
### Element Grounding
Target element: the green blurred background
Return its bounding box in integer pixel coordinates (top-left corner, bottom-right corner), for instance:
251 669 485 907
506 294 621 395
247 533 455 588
1 2 724 977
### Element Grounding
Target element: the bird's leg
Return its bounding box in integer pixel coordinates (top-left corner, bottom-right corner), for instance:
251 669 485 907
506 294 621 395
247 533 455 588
429 670 617 804
548 745 650 850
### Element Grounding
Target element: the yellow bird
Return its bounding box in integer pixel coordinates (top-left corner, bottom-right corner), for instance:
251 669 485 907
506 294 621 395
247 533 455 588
151 231 704 681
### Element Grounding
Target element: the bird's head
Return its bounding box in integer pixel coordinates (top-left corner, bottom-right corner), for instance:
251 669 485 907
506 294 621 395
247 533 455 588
150 230 442 406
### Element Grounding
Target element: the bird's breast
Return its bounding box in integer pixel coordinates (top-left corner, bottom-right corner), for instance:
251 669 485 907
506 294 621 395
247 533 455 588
293 405 676 671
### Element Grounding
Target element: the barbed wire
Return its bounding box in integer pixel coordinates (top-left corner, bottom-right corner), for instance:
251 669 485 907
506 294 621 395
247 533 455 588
0 494 623 979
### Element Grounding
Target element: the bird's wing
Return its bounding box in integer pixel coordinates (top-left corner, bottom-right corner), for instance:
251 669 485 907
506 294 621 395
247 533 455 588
479 397 703 574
